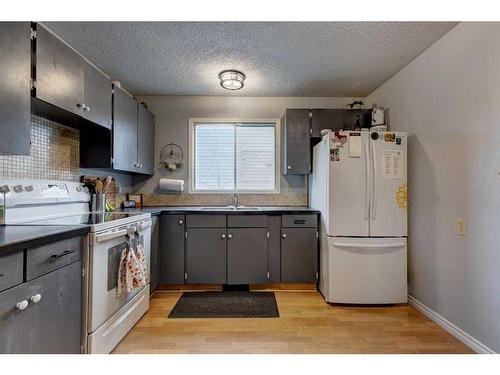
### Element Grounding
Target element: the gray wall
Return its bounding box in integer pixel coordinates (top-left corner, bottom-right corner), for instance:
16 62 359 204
133 96 358 197
366 22 499 353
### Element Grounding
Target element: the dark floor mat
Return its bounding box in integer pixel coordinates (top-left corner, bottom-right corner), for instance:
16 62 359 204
168 291 280 318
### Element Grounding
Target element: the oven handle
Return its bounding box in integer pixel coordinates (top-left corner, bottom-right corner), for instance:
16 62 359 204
95 229 128 243
94 220 151 243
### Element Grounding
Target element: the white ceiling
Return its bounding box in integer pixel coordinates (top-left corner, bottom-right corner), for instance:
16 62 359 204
44 22 457 97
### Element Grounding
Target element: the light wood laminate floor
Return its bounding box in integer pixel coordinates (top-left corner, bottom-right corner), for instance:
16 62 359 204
113 291 473 354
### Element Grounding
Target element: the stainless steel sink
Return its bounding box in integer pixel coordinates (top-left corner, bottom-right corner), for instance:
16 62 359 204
199 206 261 211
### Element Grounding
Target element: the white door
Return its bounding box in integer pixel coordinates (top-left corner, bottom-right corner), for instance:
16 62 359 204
369 131 408 236
329 130 370 236
327 236 408 304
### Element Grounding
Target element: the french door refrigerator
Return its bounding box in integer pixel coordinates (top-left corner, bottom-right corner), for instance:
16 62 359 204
309 129 408 304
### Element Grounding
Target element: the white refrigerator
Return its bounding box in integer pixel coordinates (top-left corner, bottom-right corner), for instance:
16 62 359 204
309 129 408 304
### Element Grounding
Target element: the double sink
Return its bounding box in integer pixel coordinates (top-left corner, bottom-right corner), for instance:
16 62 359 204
199 205 262 211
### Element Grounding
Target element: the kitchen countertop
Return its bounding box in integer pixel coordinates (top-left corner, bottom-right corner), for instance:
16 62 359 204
120 206 320 216
0 225 89 253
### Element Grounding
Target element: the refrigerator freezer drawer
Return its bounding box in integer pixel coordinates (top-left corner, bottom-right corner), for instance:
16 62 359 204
326 237 407 304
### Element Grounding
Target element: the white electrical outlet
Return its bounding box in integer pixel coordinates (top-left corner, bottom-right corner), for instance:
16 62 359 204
456 219 467 236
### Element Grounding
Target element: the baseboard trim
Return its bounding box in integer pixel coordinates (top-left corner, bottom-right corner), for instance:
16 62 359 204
408 295 495 354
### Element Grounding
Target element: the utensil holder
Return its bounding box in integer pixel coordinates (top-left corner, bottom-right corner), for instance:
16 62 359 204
90 193 107 212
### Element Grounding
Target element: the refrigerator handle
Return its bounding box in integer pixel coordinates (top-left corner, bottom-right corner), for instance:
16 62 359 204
363 138 369 220
371 140 377 220
333 242 406 249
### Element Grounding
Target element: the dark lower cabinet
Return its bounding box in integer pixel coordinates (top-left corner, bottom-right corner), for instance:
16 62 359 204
0 22 31 155
159 214 185 285
149 215 160 292
186 228 226 284
0 260 82 354
281 228 318 283
227 228 268 284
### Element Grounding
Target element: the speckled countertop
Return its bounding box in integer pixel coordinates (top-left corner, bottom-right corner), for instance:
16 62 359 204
0 225 89 253
119 206 319 216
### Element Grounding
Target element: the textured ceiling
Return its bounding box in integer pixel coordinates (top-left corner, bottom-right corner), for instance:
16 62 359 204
44 22 457 97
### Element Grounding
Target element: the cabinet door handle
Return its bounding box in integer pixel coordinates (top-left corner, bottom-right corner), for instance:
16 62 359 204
51 250 76 259
227 234 232 239
0 272 4 277
221 233 226 239
178 219 184 225
16 300 29 311
282 233 287 238
294 219 306 224
30 294 42 304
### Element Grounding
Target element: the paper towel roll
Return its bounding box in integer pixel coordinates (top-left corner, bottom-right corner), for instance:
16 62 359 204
159 179 184 192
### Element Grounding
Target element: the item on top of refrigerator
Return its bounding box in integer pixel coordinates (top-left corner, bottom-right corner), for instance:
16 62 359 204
329 131 348 162
371 106 385 126
320 129 332 137
371 125 388 132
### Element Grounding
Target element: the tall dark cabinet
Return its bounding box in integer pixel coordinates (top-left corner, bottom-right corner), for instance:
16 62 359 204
137 103 155 175
112 85 138 172
159 214 186 285
0 22 32 155
282 108 311 175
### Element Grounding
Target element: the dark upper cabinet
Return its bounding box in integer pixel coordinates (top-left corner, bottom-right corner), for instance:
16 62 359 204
137 104 155 175
282 108 311 175
0 22 32 155
112 85 138 173
343 109 372 130
311 109 343 137
83 63 112 129
160 214 185 285
35 24 111 129
36 25 85 117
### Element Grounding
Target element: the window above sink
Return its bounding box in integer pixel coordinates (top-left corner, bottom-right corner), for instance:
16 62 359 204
188 118 281 194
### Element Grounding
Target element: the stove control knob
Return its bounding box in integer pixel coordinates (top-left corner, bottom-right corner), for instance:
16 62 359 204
83 187 89 193
0 185 10 194
76 186 83 192
25 185 34 192
13 185 24 193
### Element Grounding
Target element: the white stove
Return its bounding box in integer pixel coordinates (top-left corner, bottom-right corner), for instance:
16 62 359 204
0 179 151 354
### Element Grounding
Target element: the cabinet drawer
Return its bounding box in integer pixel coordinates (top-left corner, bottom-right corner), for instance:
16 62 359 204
186 214 226 228
227 214 268 228
26 236 82 281
0 251 23 292
282 214 317 228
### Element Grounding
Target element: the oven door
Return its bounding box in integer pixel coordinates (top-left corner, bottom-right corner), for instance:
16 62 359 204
88 219 151 333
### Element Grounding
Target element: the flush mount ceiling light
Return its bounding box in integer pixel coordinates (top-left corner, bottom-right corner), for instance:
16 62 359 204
219 70 246 90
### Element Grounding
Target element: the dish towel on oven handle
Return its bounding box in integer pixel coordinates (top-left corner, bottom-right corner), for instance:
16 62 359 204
117 239 148 297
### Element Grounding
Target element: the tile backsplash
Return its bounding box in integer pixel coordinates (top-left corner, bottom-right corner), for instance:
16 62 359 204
0 115 80 181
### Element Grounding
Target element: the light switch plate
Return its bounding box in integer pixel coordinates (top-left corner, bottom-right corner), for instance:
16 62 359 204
456 219 467 236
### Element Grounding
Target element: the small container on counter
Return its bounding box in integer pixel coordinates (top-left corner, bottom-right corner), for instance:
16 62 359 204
90 193 107 212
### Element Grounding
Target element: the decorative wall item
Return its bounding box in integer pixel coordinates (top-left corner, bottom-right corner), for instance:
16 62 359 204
0 115 79 181
159 143 184 171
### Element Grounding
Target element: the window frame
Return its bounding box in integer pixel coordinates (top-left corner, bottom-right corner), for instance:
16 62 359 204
188 118 281 194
